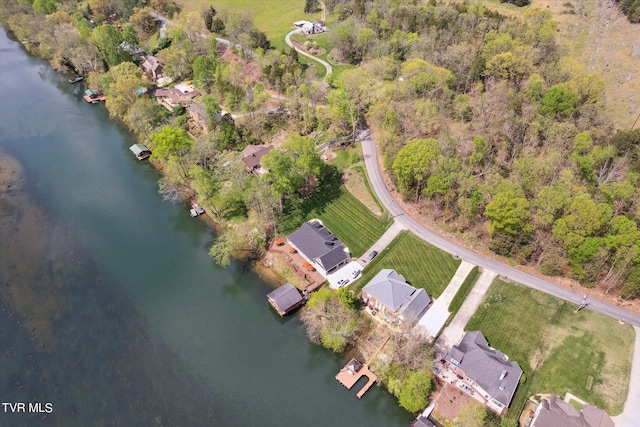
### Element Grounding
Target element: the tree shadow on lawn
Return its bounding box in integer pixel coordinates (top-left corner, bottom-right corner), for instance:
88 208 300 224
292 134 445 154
279 164 343 234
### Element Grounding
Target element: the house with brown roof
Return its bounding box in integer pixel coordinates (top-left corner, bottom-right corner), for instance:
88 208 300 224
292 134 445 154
531 395 614 427
154 82 200 111
443 331 523 415
287 220 350 276
242 144 274 175
360 269 432 327
142 55 164 80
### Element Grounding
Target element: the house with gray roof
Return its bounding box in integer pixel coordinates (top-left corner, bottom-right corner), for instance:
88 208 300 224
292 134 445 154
443 331 523 415
360 269 432 327
287 220 350 275
530 395 613 427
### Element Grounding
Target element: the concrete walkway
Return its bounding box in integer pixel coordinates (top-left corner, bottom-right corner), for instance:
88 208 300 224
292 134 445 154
414 261 475 341
613 325 640 427
435 269 497 356
435 261 475 308
357 220 406 266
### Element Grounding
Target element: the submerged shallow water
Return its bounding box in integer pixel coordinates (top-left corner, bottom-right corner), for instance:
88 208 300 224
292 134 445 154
0 27 412 426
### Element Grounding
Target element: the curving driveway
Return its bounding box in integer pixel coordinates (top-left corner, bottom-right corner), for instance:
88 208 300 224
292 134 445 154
359 129 640 327
285 29 332 77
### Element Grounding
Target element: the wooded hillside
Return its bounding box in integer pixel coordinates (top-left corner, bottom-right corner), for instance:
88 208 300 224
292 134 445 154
321 0 640 299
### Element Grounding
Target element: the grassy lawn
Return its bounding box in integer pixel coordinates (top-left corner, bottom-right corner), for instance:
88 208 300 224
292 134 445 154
279 176 391 258
308 188 391 258
176 0 306 47
352 165 384 213
465 279 634 418
447 266 479 316
352 231 460 298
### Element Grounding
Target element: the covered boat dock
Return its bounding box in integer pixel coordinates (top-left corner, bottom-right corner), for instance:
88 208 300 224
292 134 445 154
267 283 305 316
129 144 151 160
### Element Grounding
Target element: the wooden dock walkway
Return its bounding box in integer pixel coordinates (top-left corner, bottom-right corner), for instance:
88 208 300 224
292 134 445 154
335 359 378 399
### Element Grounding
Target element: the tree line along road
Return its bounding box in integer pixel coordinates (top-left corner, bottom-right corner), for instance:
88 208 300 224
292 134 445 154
359 129 640 327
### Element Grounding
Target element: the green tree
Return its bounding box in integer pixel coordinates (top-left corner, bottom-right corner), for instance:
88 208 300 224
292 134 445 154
92 24 129 68
485 190 532 235
397 370 431 412
300 288 364 353
193 55 217 91
539 85 578 119
150 126 193 160
102 62 145 119
33 0 58 15
392 138 441 200
621 267 640 299
126 97 169 140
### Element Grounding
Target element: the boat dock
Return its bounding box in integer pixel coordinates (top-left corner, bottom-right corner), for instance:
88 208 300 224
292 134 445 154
335 359 377 399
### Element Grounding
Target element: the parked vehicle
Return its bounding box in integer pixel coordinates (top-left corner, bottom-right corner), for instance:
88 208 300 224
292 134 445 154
351 269 361 278
368 250 378 260
337 279 349 286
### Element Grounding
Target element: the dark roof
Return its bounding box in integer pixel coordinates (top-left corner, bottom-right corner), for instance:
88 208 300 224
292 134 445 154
362 269 431 320
287 221 349 272
267 283 303 313
242 145 274 169
412 416 436 427
444 331 522 407
532 395 614 427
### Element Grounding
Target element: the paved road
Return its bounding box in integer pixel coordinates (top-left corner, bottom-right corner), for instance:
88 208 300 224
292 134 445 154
359 129 640 327
285 29 333 77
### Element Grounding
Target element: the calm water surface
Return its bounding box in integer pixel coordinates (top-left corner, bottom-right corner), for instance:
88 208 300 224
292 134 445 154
0 27 412 426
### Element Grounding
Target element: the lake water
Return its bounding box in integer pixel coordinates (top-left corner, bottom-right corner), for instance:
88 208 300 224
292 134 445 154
0 27 412 426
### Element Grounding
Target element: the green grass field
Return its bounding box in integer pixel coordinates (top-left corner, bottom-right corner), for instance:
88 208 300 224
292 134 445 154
176 0 309 50
353 231 460 298
465 280 634 417
309 188 391 258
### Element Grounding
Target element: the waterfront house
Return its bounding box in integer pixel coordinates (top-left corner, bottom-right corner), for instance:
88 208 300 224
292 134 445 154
242 144 274 175
129 144 151 160
530 395 613 427
267 283 305 316
154 82 200 111
443 331 522 415
287 220 350 276
142 55 164 80
360 269 432 327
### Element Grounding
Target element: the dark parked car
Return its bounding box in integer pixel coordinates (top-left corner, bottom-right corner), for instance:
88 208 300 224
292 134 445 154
368 250 378 260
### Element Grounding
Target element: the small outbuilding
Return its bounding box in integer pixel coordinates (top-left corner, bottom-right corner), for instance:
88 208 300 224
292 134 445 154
267 283 305 316
129 144 151 160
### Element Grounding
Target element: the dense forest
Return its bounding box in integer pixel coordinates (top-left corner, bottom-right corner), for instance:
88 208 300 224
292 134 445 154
1 0 639 300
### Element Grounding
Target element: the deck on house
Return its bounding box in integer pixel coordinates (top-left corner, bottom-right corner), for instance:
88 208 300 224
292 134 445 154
335 359 377 399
